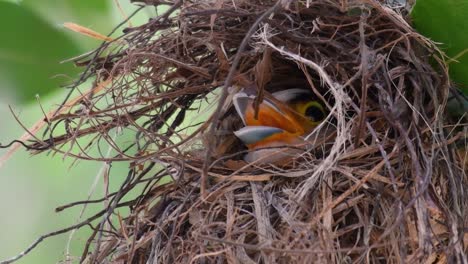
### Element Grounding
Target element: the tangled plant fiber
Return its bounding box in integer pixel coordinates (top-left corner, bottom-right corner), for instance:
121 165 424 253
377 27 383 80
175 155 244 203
2 0 467 263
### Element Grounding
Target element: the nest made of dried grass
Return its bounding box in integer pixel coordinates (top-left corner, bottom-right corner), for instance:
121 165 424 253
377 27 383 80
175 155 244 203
8 0 467 263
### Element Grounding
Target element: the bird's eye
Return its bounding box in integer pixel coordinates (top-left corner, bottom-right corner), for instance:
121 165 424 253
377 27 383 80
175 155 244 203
303 101 325 122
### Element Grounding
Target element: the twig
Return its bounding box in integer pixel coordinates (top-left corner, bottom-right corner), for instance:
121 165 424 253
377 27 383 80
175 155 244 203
201 0 288 198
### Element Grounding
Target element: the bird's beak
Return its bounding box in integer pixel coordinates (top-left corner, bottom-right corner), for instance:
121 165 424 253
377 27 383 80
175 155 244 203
233 91 305 149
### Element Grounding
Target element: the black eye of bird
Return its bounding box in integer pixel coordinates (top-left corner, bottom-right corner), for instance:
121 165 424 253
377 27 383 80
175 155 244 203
305 105 325 122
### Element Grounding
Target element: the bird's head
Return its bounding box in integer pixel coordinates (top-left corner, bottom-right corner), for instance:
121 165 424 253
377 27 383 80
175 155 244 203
233 88 326 154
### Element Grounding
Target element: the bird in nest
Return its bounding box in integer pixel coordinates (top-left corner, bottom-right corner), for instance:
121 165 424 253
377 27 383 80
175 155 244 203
233 88 326 163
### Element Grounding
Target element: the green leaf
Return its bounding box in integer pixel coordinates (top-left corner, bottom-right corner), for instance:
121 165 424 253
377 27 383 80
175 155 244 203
0 2 81 103
21 0 110 18
411 0 468 95
65 0 110 14
12 0 112 52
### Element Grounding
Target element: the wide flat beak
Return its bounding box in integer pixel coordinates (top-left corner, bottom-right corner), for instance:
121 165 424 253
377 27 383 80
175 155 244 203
233 91 304 134
233 91 305 149
234 125 304 149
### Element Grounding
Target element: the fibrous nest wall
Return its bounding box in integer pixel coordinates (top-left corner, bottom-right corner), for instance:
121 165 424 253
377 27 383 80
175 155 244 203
20 0 467 263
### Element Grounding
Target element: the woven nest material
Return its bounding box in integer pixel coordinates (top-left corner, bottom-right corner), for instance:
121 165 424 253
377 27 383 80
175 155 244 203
19 0 467 263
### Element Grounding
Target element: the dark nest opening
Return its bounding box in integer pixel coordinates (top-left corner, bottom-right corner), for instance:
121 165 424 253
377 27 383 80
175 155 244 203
7 0 468 263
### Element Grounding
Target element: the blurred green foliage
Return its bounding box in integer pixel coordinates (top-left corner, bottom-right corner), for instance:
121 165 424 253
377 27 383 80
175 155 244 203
23 0 109 14
20 0 115 51
0 1 81 103
411 0 468 95
0 1 142 263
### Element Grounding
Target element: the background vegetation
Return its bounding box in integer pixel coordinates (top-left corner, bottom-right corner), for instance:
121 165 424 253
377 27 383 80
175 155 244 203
0 1 152 263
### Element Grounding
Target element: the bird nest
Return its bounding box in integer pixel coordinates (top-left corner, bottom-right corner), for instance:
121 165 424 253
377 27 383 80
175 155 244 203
10 0 468 263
